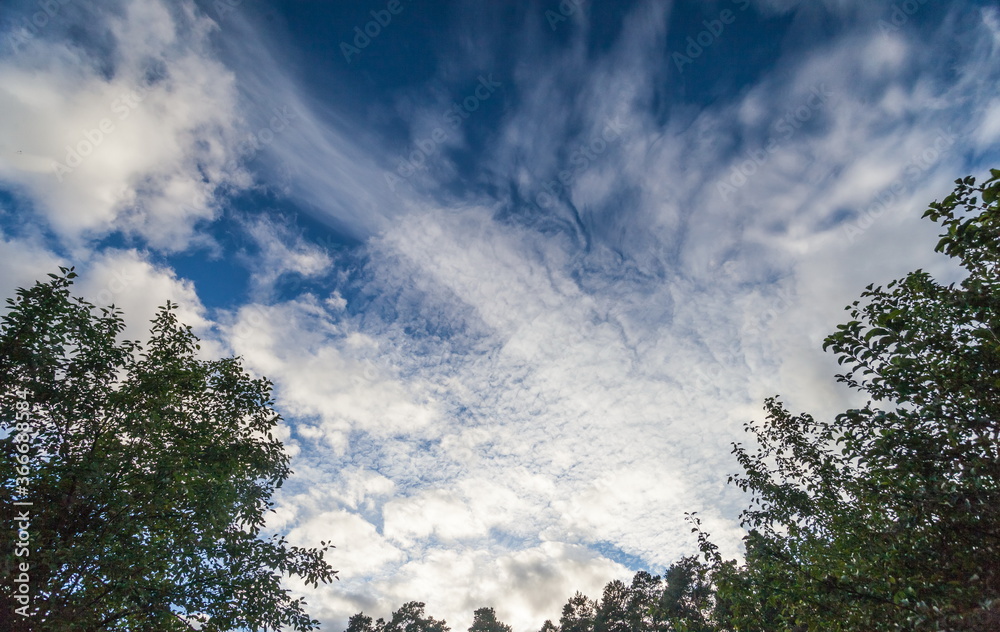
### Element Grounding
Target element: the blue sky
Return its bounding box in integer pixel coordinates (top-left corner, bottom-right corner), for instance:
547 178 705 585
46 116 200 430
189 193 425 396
1 0 999 629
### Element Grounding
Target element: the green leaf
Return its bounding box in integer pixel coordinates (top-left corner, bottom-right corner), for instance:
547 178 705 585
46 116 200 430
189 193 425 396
0 269 337 631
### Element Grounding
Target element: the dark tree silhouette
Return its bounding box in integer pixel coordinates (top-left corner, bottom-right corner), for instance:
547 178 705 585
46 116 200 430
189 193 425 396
0 270 336 631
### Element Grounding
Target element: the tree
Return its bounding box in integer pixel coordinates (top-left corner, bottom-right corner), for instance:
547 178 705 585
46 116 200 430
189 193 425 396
559 592 596 632
698 170 1000 631
626 571 665 632
380 601 450 632
657 557 714 632
346 614 377 632
0 269 337 631
537 619 560 632
594 580 630 632
469 607 513 632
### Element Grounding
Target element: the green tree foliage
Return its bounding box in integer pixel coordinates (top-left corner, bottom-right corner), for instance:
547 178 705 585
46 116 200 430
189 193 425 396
382 601 450 632
541 567 717 632
346 613 378 632
560 592 597 632
594 580 630 632
357 563 722 632
626 571 666 632
0 270 337 631
469 607 513 632
658 557 715 632
350 602 451 632
696 170 1000 631
537 619 560 632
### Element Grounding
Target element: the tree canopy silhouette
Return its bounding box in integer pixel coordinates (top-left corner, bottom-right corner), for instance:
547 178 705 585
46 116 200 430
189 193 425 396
0 269 337 631
693 169 1000 631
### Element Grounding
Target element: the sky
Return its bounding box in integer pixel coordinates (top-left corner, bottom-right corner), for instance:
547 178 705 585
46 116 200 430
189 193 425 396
1 0 998 629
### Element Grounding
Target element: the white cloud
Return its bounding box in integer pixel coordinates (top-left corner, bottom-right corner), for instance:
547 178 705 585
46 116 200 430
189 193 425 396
291 509 405 578
0 0 247 252
975 99 1000 149
0 234 211 352
309 542 630 632
0 231 65 302
78 248 205 324
204 8 411 239
223 296 445 456
384 488 487 545
238 214 335 298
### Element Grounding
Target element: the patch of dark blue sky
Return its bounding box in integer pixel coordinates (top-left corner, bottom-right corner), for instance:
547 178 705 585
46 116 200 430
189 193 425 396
0 190 42 241
665 1 792 107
